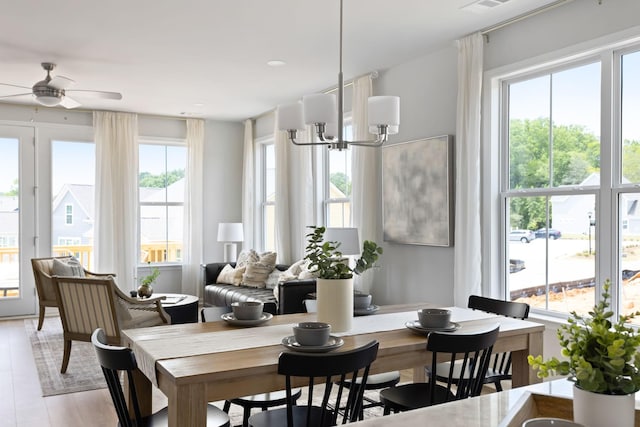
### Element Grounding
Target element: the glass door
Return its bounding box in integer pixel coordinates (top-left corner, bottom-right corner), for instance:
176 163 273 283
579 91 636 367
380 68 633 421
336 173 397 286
0 125 36 317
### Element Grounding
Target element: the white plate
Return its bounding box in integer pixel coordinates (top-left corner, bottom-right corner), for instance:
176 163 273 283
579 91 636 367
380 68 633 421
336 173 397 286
221 312 273 326
405 320 461 335
281 335 344 353
354 304 380 316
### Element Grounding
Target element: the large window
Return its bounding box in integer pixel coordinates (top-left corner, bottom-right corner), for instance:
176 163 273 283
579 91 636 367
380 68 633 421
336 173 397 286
51 140 95 268
499 42 640 322
325 122 352 227
258 140 276 252
139 141 186 263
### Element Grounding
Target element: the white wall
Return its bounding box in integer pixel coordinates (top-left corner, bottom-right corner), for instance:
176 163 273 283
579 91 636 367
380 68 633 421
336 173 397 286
368 0 640 307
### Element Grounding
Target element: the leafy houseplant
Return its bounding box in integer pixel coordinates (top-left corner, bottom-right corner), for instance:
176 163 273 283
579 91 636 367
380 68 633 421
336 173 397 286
528 280 640 395
304 226 383 279
138 263 160 298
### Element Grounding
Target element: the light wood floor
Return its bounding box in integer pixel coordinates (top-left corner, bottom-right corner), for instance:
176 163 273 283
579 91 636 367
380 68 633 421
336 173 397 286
0 318 168 427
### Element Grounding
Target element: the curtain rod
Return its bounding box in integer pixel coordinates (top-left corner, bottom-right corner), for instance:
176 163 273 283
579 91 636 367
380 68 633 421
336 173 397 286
479 0 578 38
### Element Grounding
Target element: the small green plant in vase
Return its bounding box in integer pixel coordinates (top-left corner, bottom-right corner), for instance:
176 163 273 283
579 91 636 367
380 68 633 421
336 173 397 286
138 263 160 298
304 226 383 332
528 280 640 427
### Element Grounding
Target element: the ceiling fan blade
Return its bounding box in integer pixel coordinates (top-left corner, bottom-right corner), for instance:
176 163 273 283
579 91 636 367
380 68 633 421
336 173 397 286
49 75 75 90
0 82 31 90
66 89 122 100
0 92 32 99
59 96 81 109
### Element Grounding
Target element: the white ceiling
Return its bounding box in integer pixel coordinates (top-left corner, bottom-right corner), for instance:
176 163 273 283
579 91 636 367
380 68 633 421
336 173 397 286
0 0 561 121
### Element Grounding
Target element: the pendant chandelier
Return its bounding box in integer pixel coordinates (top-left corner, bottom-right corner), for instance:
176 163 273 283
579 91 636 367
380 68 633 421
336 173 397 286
276 0 400 151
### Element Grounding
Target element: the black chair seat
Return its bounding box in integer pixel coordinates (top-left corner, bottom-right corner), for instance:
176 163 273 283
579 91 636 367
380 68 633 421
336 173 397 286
224 390 302 427
380 383 455 412
248 406 334 427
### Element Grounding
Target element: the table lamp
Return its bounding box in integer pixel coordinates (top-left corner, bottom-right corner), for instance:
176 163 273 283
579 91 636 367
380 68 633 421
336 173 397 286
323 227 361 257
217 223 244 263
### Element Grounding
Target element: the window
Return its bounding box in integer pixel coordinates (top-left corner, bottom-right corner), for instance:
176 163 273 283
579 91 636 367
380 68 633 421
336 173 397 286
258 140 276 252
52 140 95 267
65 204 73 225
497 41 640 322
324 121 352 227
139 141 186 263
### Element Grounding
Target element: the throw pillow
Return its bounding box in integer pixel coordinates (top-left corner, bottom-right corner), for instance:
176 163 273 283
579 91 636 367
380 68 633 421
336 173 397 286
217 264 246 286
52 257 85 277
278 259 306 282
264 269 282 289
242 251 277 288
236 250 259 268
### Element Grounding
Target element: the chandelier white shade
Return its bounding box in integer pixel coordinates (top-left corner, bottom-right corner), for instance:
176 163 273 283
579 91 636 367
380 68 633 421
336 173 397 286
276 0 400 151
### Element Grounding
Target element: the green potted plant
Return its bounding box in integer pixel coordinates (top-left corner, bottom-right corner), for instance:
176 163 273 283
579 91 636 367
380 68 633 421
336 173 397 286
528 280 640 427
138 263 160 298
304 226 383 332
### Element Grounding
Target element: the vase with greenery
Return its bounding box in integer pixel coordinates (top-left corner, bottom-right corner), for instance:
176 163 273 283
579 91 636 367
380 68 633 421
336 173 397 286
138 263 160 298
528 280 640 426
304 226 383 332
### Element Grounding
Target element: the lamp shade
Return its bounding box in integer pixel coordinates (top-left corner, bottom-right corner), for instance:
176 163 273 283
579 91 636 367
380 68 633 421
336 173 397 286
323 227 360 256
277 102 305 131
368 96 400 126
217 223 244 242
303 93 337 125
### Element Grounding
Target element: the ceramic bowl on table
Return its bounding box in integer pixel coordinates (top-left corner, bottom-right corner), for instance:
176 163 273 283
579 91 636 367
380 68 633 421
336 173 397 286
231 301 264 320
293 322 331 346
522 418 584 427
353 294 372 310
417 308 451 329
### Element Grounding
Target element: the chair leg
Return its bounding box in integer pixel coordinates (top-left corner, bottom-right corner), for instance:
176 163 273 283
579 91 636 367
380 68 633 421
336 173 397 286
495 380 503 392
61 339 72 373
223 400 231 413
37 306 45 331
242 407 251 427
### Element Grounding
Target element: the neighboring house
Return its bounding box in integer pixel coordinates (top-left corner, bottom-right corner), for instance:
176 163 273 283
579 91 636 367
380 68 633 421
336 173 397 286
551 173 640 235
0 196 18 252
139 179 184 255
51 184 95 246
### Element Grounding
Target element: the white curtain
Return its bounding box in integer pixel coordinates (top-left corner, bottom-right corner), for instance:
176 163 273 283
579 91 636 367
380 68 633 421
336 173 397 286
181 119 205 297
274 116 315 264
454 32 484 306
93 111 139 289
351 75 378 294
242 119 255 251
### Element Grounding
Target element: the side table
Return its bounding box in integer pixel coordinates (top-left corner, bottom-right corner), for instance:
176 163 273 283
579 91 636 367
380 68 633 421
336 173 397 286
156 293 199 324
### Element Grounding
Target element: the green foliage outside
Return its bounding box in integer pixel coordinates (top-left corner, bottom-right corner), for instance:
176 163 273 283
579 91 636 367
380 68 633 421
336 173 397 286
139 169 184 188
330 172 351 196
0 178 19 196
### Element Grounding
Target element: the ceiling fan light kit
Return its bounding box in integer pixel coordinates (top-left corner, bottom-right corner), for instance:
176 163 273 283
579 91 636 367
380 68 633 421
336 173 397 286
277 0 400 151
0 62 122 109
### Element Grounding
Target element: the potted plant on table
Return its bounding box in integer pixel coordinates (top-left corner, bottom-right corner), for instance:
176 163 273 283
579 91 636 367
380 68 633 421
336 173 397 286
527 280 640 427
138 263 160 298
304 226 383 332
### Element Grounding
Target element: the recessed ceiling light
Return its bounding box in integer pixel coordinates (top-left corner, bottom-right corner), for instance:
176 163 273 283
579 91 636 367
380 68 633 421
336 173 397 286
267 60 286 67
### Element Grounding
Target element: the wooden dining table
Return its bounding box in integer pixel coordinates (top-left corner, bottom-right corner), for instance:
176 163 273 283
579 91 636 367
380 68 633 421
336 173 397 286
121 303 544 427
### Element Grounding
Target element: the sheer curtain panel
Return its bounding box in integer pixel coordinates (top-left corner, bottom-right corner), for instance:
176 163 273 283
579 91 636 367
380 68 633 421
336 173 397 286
454 33 483 306
242 119 255 250
93 111 139 289
181 118 204 296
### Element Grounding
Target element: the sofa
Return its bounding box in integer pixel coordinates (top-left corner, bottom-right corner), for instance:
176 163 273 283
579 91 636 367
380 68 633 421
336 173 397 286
202 262 317 315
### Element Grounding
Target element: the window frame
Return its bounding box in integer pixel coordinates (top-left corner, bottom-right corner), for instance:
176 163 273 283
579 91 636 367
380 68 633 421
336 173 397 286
486 34 640 319
255 135 275 252
138 137 186 265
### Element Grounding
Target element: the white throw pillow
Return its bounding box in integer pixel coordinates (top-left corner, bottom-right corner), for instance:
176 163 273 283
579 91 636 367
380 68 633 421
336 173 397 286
278 259 306 282
242 251 277 288
264 269 282 289
236 250 259 268
217 264 246 286
52 257 85 277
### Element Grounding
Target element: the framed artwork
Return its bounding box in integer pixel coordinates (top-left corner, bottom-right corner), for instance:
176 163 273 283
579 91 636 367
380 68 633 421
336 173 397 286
382 135 454 246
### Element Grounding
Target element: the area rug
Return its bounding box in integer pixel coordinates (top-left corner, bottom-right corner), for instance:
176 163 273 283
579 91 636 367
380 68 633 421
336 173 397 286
24 318 107 396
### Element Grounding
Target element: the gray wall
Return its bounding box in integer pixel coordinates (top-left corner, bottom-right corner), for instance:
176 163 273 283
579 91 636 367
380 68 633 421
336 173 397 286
369 0 640 306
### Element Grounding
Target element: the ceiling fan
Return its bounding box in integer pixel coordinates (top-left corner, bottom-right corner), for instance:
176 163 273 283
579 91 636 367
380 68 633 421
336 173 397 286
0 62 122 109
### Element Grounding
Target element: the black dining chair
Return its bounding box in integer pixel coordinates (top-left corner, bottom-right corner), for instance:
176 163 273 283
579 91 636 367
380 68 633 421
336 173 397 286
91 328 230 427
302 298 400 419
380 325 499 414
248 340 380 427
201 306 302 427
429 296 530 392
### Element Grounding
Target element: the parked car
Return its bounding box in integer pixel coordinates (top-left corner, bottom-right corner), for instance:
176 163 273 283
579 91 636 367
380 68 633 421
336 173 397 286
534 228 562 240
510 259 525 273
509 229 536 243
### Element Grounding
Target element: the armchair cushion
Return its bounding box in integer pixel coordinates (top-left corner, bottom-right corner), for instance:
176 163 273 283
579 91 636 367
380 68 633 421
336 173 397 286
52 257 85 277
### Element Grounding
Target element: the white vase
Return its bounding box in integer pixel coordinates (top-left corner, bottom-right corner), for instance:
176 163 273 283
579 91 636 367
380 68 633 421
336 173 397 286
572 384 636 427
316 278 353 332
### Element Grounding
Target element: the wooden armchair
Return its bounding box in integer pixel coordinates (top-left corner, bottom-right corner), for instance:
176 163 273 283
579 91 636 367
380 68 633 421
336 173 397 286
52 275 170 373
31 256 114 330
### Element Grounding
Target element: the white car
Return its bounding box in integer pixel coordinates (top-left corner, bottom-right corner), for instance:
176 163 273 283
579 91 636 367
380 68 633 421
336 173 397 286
509 229 536 243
